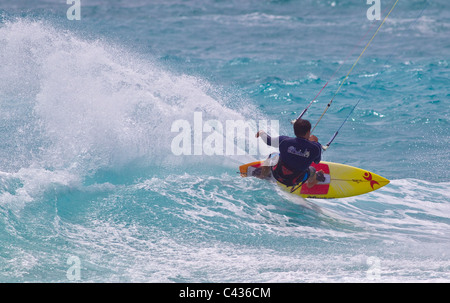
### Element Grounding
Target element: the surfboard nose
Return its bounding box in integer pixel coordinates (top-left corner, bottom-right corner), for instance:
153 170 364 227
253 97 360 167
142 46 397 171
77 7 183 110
368 172 390 190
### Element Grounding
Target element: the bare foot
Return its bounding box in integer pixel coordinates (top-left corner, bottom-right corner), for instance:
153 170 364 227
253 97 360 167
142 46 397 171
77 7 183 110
306 170 325 188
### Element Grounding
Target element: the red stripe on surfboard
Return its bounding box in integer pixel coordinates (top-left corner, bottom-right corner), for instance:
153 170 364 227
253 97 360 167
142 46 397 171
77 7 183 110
311 162 330 174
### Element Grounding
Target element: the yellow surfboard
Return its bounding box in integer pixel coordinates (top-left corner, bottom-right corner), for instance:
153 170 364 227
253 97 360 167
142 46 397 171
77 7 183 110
239 160 389 199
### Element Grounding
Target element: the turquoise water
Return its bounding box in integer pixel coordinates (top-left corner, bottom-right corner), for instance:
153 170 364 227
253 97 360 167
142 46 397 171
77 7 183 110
0 0 449 282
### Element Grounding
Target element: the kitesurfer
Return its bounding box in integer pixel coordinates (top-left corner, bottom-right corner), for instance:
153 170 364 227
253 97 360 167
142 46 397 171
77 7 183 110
256 119 325 189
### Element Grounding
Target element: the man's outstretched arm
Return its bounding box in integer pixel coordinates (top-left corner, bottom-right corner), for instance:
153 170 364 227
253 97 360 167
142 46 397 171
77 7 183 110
256 130 287 148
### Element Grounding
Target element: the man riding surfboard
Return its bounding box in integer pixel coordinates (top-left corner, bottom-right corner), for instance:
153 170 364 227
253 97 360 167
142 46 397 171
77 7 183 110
256 119 325 189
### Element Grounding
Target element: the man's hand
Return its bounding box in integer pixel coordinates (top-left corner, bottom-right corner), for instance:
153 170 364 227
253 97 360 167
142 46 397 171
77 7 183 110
256 130 266 138
309 135 318 142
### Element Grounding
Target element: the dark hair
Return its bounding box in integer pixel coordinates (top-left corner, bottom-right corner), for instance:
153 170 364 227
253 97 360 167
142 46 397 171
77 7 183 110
293 119 311 138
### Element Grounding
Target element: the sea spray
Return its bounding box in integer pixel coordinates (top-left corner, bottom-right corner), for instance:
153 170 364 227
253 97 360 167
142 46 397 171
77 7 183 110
0 20 260 205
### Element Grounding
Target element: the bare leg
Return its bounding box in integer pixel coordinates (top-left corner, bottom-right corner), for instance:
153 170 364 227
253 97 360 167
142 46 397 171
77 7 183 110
256 154 278 179
256 165 272 179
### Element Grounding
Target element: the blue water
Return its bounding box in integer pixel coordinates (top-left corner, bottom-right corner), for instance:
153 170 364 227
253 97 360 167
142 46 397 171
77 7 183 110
0 0 449 282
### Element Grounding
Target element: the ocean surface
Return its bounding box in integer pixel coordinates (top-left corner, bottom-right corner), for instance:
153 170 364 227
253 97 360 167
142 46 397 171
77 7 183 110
0 0 449 282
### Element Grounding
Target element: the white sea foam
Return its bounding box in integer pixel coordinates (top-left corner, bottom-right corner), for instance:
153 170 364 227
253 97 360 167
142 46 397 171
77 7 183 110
0 20 260 206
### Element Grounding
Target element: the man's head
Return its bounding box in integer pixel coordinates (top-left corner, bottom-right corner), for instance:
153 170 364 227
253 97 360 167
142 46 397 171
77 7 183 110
293 119 311 138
